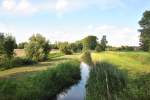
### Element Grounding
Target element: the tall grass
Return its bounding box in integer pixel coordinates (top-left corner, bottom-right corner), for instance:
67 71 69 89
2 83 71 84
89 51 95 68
90 52 150 100
86 62 128 100
0 60 81 100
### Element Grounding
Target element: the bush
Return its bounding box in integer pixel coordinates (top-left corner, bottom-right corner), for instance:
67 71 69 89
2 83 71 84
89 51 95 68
95 44 103 52
59 42 72 55
81 51 93 65
25 34 51 61
0 60 81 100
0 57 37 69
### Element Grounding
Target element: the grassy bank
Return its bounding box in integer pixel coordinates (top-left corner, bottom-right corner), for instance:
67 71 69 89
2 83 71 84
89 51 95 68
0 60 81 100
92 51 150 76
86 62 128 100
87 51 150 100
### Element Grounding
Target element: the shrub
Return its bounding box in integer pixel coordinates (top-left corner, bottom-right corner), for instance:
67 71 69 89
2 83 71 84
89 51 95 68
95 44 103 52
81 51 93 65
0 60 81 100
25 34 51 61
59 42 72 55
0 57 37 69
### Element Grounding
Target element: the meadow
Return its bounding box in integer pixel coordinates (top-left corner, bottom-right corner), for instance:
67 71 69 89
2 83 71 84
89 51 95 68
0 50 150 100
86 51 150 100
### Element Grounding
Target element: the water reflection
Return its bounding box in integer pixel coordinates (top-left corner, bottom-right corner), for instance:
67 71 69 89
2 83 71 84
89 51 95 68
57 62 90 100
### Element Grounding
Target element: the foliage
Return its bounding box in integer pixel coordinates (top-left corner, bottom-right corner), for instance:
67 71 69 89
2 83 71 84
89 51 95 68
0 60 81 100
126 73 150 100
117 46 135 51
86 62 128 100
81 51 93 65
0 33 16 59
25 34 51 61
17 42 28 49
100 35 108 51
59 42 72 55
95 44 103 52
0 57 37 69
82 35 98 51
139 10 150 51
74 41 83 52
91 52 150 99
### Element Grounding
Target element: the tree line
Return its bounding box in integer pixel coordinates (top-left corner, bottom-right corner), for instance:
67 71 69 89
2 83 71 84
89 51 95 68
0 10 150 65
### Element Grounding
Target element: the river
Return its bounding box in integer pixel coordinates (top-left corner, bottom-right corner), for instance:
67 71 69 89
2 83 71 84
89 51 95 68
56 62 90 100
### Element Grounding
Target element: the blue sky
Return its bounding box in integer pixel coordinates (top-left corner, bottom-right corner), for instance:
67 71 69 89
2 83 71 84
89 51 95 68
0 0 150 46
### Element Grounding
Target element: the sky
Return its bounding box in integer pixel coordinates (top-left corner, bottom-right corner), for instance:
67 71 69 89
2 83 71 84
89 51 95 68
0 0 150 46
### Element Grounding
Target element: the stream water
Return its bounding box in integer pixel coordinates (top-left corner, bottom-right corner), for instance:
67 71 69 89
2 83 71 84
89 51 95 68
56 62 90 100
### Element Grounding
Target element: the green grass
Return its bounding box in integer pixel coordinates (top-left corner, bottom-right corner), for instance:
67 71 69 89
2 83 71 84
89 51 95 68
48 52 64 59
92 51 150 76
0 53 81 78
86 62 128 100
88 51 150 100
0 60 81 100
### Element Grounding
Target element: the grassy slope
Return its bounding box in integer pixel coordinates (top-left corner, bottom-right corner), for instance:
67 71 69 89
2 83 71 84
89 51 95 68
0 60 81 100
0 53 81 79
90 51 150 99
92 51 150 77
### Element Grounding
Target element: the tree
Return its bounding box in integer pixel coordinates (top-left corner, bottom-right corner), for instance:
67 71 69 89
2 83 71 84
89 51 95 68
139 11 150 51
82 36 98 51
95 44 103 52
0 33 4 54
59 42 72 55
18 42 28 49
25 34 50 61
0 33 16 59
100 35 108 51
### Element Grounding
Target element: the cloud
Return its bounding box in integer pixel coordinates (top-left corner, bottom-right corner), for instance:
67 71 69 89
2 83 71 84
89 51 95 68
2 0 15 11
93 25 139 46
15 0 37 14
1 0 124 15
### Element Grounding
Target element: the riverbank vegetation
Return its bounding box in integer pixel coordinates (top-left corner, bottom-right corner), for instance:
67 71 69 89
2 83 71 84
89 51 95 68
0 60 81 100
86 52 150 100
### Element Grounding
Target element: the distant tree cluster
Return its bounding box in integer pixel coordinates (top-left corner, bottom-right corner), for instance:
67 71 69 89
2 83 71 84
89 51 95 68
17 42 28 49
139 11 150 51
82 36 98 51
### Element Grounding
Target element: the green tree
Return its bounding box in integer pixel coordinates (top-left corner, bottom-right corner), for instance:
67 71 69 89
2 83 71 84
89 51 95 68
100 35 108 51
25 34 50 61
0 33 16 59
95 44 103 52
59 42 72 55
0 33 4 54
82 35 98 51
139 11 150 51
18 42 28 49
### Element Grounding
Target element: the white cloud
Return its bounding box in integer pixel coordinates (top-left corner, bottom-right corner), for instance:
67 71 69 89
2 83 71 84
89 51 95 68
93 25 140 46
2 0 15 11
15 0 37 14
1 0 125 15
56 0 68 13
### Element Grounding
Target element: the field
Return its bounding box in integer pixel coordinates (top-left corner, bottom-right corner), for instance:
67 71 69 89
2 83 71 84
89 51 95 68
87 51 150 100
92 51 150 76
0 50 80 79
0 51 150 99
